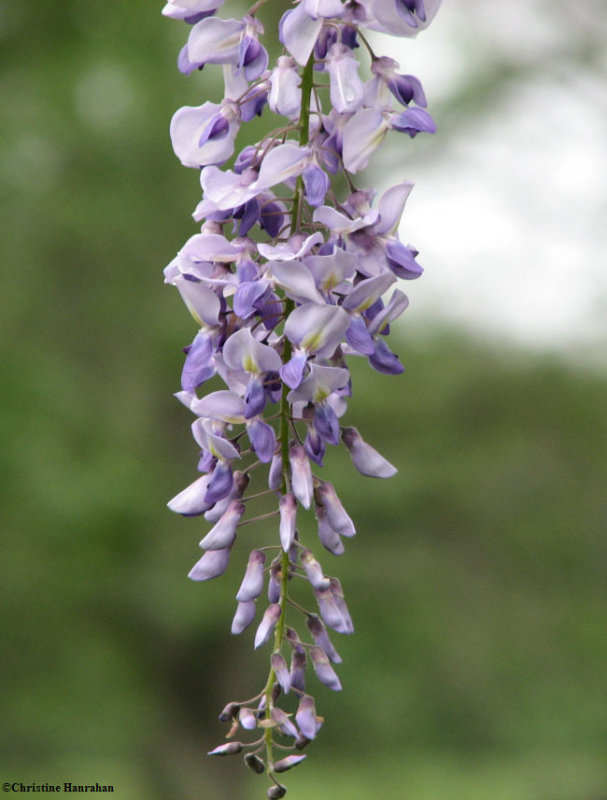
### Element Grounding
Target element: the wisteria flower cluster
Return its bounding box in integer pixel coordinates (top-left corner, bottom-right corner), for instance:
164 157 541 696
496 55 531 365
163 0 441 795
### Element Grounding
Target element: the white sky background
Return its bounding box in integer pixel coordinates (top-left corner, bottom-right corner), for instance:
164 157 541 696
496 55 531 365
371 0 607 361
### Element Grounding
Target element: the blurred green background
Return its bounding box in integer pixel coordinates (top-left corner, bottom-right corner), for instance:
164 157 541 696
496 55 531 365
1 2 606 799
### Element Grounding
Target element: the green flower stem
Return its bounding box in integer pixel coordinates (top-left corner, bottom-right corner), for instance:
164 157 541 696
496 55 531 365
263 50 316 772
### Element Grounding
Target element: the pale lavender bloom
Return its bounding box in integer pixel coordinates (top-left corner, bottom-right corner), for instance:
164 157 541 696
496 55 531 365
370 56 427 107
170 100 240 168
341 426 397 477
303 247 357 291
279 4 323 66
302 164 330 207
191 418 240 462
186 16 245 66
223 327 282 374
246 418 277 462
303 0 344 17
279 493 297 551
257 232 324 262
239 707 257 729
271 707 299 738
365 0 442 36
301 549 330 590
189 546 231 581
391 106 436 136
269 259 324 305
191 390 246 424
328 577 354 633
198 499 244 549
341 107 389 173
269 56 302 119
369 337 404 374
325 43 365 114
254 603 281 649
289 445 314 509
281 303 350 388
271 652 291 693
231 600 256 634
167 473 212 516
236 549 266 601
268 453 282 491
310 646 342 691
296 694 321 740
204 460 235 505
316 503 345 555
315 481 356 537
162 0 224 22
306 614 342 663
313 585 350 633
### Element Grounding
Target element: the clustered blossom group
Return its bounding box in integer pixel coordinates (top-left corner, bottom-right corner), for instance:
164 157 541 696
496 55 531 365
162 0 441 795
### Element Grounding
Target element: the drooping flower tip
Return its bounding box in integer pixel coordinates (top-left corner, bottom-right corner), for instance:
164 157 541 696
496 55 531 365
273 754 307 773
207 741 243 756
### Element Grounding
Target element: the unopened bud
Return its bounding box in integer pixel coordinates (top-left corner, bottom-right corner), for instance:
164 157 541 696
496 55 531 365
273 754 307 773
267 783 287 799
244 753 265 774
207 741 243 756
218 702 240 723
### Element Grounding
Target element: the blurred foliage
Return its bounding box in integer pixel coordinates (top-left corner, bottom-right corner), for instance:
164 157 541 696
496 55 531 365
1 2 606 799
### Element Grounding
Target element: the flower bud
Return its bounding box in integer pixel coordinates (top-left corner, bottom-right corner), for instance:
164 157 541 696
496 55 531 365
254 603 281 649
301 548 330 590
267 783 287 799
279 493 297 552
271 652 291 694
207 741 243 756
244 753 265 774
273 754 307 773
310 646 342 691
236 549 266 602
218 701 240 723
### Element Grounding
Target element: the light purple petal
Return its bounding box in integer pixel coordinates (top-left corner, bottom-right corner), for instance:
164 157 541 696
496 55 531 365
236 549 266 602
191 390 246 423
302 163 330 207
341 426 397 478
188 547 231 581
167 474 212 516
199 499 244 549
222 327 282 374
231 600 256 634
280 4 323 66
316 481 355 537
279 493 297 552
325 43 364 114
310 646 342 691
254 603 281 649
246 418 276 462
342 108 389 173
284 303 350 358
367 288 410 335
186 16 244 64
289 445 313 509
374 181 415 236
269 260 324 305
252 142 310 194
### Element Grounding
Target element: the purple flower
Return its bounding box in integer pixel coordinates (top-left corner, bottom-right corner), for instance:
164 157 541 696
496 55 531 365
163 0 442 784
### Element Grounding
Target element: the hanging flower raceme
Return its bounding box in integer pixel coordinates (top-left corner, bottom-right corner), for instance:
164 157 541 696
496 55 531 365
162 0 442 795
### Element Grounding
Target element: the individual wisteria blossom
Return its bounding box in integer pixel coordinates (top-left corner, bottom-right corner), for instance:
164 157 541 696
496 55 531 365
162 0 442 795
